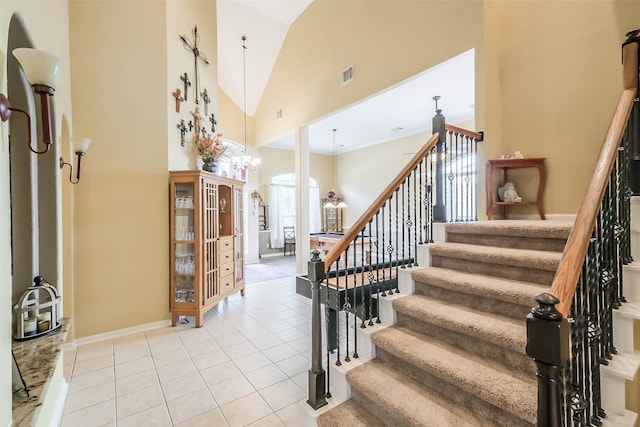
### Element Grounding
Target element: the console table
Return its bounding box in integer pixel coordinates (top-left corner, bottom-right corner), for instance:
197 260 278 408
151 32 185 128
487 157 546 220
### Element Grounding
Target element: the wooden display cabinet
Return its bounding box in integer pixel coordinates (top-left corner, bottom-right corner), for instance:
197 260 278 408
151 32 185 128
169 170 245 327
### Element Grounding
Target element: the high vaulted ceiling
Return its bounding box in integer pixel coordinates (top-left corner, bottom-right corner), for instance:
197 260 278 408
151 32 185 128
216 0 474 154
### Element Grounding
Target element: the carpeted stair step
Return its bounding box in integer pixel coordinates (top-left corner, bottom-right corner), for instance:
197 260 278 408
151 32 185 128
371 325 536 426
429 242 562 285
343 359 485 427
316 399 383 427
412 267 549 319
445 220 572 252
393 294 533 374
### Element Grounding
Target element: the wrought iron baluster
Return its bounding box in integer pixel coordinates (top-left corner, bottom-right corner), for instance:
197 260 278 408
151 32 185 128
418 160 424 244
367 220 375 327
333 259 342 367
401 179 407 268
412 168 418 266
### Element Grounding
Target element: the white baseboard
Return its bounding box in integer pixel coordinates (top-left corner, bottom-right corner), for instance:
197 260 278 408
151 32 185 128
67 319 170 348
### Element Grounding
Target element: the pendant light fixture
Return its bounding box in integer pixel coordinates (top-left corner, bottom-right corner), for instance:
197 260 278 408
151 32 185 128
232 35 261 172
323 129 348 209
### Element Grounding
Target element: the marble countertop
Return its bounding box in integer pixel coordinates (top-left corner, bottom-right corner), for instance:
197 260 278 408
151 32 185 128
12 318 70 427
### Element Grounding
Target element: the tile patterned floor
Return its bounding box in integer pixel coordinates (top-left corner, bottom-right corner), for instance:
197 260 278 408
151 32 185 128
60 257 320 427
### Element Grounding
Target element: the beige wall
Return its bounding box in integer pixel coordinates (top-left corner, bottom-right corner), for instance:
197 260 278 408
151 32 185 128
483 0 640 216
255 0 483 149
68 0 170 338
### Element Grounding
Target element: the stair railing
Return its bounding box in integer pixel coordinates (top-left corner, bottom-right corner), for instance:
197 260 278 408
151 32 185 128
304 104 483 409
526 30 639 426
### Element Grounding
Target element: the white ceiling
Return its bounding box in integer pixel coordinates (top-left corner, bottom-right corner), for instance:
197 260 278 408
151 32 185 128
216 0 475 155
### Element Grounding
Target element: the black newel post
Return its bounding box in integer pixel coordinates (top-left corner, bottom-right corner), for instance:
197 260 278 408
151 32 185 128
526 293 570 427
307 249 328 409
432 96 447 222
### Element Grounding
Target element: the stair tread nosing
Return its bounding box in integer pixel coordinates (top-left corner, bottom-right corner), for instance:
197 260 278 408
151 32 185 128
412 266 549 306
429 242 562 271
316 399 382 427
346 359 485 427
393 294 527 352
371 326 537 423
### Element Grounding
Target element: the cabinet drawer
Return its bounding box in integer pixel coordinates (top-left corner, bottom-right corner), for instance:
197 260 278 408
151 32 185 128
219 237 233 251
219 261 234 278
219 249 234 264
220 273 235 294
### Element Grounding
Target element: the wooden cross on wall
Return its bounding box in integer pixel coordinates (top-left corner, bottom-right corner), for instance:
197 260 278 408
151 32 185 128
180 26 210 105
172 88 183 112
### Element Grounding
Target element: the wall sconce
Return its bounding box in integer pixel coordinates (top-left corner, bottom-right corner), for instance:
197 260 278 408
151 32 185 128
11 48 64 153
59 137 92 184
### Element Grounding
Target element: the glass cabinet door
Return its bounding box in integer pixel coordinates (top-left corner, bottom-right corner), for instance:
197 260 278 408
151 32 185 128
234 187 244 284
173 182 196 305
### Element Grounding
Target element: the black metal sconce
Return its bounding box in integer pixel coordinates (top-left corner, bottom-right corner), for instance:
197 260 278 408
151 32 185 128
59 137 92 184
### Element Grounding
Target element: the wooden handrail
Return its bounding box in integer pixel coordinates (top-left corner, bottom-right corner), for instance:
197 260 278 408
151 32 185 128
323 133 440 271
550 40 638 317
550 88 636 316
445 123 483 141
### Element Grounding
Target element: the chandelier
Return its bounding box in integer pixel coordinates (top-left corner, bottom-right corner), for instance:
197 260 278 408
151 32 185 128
232 35 261 171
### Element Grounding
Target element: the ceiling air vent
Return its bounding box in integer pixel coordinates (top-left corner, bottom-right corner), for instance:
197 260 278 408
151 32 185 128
341 65 354 86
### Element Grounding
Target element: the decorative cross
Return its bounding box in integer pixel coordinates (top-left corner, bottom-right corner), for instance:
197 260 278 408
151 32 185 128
172 88 183 113
200 127 207 139
209 113 217 132
180 26 210 105
201 88 210 116
188 120 193 131
176 119 187 146
180 73 191 101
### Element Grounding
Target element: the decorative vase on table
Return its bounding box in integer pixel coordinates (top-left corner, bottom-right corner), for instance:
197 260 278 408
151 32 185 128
202 158 218 173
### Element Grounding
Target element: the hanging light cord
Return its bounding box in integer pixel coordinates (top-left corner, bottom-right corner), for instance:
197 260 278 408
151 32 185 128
242 35 248 157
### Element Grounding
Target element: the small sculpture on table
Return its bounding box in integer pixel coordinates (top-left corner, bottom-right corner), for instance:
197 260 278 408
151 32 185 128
498 182 522 203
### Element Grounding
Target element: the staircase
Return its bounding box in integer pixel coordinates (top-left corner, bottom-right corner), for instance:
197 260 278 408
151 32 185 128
317 220 573 426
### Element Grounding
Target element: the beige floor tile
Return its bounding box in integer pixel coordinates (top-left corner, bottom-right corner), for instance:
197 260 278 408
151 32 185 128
288 336 311 353
160 371 206 402
224 340 260 359
156 358 199 383
233 351 272 373
209 375 255 406
275 399 318 427
117 403 172 427
259 379 306 412
276 354 310 378
219 392 274 427
247 333 285 351
151 346 191 367
175 408 229 427
248 413 286 427
191 348 230 371
64 382 114 414
114 344 151 364
215 332 250 349
115 355 155 378
183 337 221 357
176 325 213 345
68 367 114 393
72 354 114 376
264 320 294 333
291 371 307 392
75 340 114 362
166 388 218 424
274 326 307 342
115 369 159 396
116 383 165 419
243 364 288 390
262 343 298 363
60 399 115 427
200 360 242 386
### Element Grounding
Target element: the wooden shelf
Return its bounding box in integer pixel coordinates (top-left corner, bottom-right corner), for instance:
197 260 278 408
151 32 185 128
487 158 546 220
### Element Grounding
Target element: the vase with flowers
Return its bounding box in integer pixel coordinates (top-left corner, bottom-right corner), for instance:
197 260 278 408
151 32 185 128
194 133 226 173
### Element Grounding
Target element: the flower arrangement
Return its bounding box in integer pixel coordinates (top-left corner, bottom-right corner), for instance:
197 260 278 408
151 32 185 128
194 133 227 162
